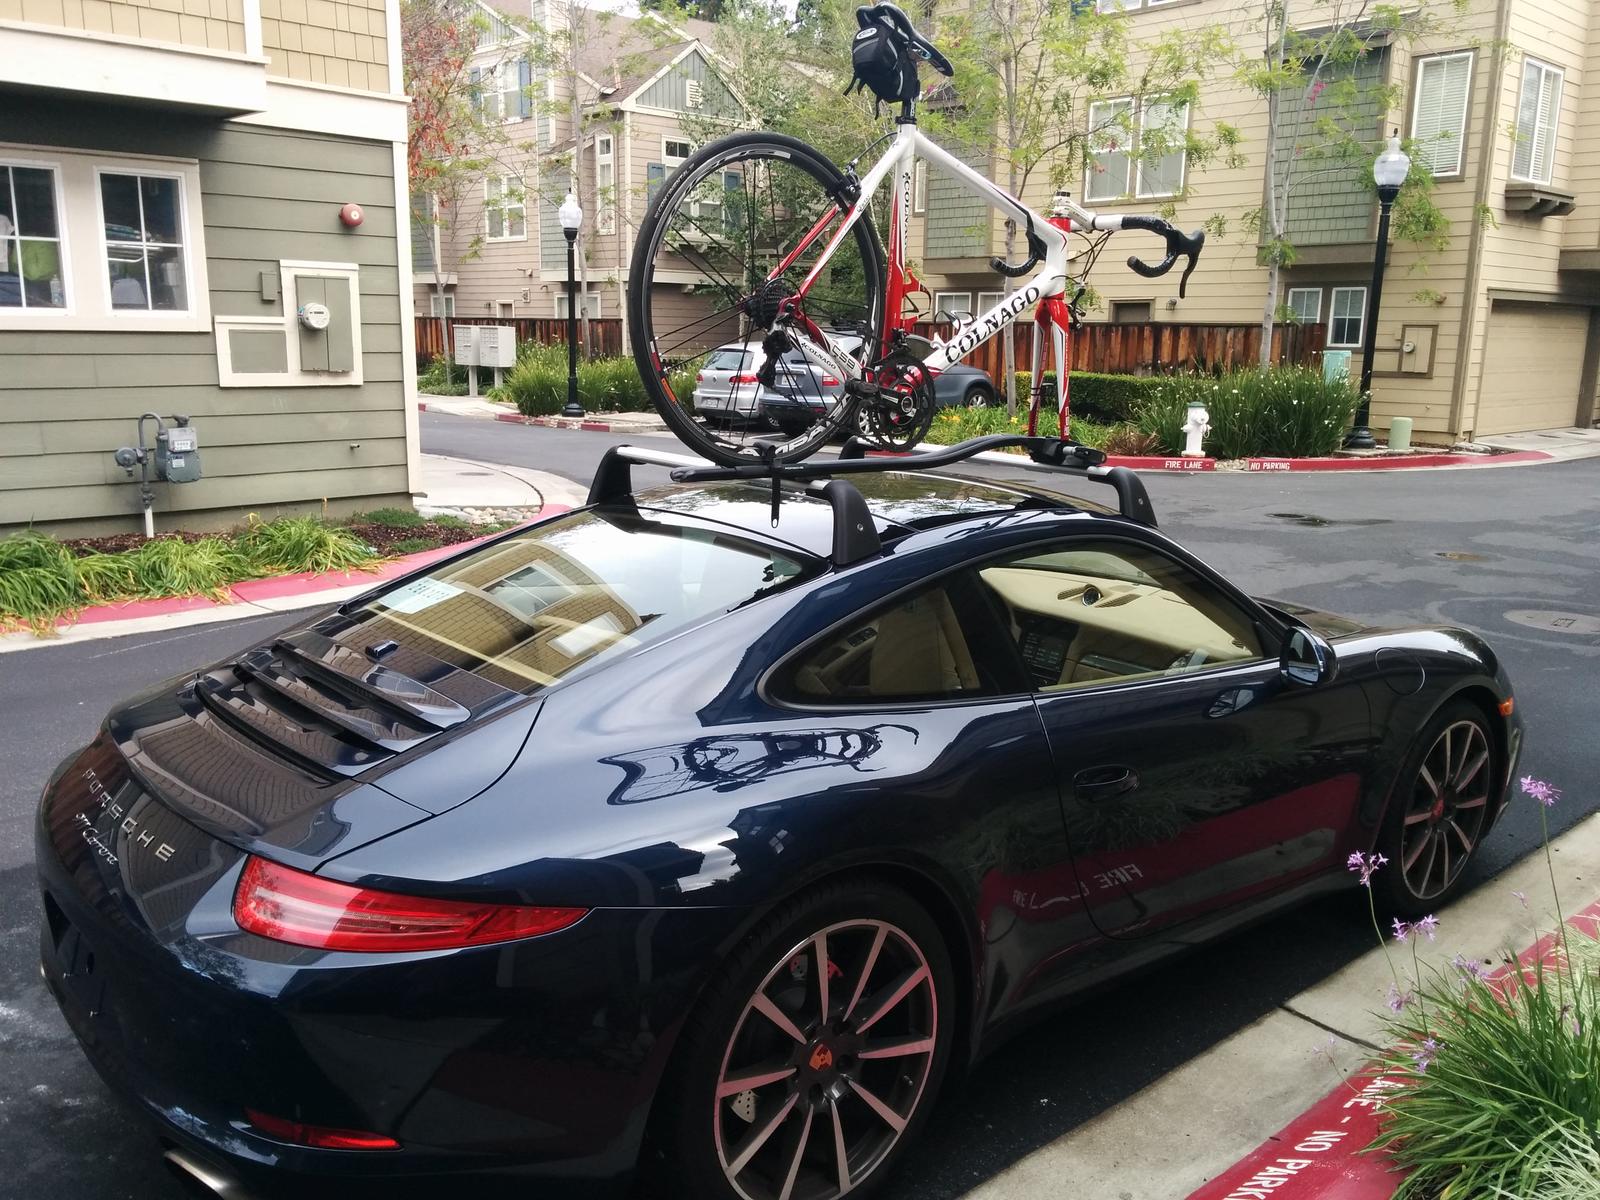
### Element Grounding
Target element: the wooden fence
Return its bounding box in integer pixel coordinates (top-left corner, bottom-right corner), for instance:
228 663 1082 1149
416 315 1324 377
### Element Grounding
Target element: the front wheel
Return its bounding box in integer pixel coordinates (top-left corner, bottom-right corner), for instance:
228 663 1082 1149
1374 700 1498 916
628 132 886 466
660 879 953 1200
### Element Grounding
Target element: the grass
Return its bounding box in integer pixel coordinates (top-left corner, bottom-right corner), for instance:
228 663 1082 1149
0 517 380 635
355 507 427 529
386 536 441 555
924 404 1120 449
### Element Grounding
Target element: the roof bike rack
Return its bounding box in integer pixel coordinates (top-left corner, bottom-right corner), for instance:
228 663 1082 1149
585 435 1156 570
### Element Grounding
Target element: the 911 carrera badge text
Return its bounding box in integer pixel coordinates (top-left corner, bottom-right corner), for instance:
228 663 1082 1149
79 766 175 865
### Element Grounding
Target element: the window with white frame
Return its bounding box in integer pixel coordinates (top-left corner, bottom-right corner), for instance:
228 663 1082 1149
1137 98 1189 197
1086 98 1134 202
1087 96 1188 200
1511 58 1563 184
430 293 455 317
0 162 66 311
649 138 695 208
555 292 603 318
933 291 973 319
977 291 1005 313
1328 286 1366 347
0 146 207 330
913 159 927 213
99 170 189 312
472 59 531 123
1411 52 1473 177
485 175 525 241
1095 0 1181 12
1285 287 1321 324
595 135 615 235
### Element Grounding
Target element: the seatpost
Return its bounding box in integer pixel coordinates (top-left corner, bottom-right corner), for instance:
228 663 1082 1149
897 97 917 124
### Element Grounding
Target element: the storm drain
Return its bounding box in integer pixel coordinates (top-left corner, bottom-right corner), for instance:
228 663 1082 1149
1503 610 1600 636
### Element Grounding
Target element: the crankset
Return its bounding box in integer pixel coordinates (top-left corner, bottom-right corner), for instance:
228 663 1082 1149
855 354 936 451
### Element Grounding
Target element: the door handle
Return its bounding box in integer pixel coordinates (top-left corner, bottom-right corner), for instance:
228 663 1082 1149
1073 765 1139 801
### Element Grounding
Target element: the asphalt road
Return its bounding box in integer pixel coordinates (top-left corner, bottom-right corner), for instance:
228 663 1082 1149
2 413 1596 1200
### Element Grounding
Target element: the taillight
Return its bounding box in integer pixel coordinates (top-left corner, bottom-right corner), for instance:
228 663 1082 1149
821 375 840 387
233 856 587 952
695 372 704 382
730 373 760 384
245 1108 400 1151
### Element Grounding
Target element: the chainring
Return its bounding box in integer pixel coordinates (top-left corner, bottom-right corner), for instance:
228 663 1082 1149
856 355 936 451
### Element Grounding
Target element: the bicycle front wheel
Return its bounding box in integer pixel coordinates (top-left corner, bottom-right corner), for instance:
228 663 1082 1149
628 132 885 466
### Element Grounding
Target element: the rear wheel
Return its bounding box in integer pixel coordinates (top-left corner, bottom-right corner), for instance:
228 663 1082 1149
662 879 952 1200
629 132 885 466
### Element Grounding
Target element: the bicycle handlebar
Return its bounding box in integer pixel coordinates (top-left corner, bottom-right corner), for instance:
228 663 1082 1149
855 2 955 76
1116 214 1206 298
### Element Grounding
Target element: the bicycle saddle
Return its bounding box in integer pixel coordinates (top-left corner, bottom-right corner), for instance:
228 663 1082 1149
854 2 955 77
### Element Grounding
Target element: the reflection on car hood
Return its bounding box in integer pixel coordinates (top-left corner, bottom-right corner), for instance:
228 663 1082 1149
1257 597 1371 638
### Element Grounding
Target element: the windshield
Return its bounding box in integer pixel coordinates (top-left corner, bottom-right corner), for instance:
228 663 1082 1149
350 510 813 693
706 347 753 370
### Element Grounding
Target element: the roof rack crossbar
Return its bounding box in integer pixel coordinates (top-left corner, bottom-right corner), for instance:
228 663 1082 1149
667 435 1158 528
587 444 718 505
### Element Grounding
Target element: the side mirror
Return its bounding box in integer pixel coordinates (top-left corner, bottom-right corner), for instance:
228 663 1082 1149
1281 626 1337 688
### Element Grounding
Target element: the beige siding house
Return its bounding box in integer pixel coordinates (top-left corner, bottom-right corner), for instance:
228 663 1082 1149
909 0 1600 443
0 0 416 534
414 0 741 351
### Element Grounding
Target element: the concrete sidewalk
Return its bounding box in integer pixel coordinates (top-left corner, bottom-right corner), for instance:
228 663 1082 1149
1474 425 1600 461
414 451 588 515
959 808 1600 1200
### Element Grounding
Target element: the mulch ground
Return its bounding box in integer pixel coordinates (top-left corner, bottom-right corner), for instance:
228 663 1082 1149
61 522 490 558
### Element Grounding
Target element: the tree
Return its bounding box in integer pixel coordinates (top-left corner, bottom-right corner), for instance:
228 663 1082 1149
1241 0 1456 365
930 0 1233 411
403 0 527 353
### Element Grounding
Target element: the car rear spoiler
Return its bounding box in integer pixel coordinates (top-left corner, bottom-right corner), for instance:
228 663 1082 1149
587 435 1156 569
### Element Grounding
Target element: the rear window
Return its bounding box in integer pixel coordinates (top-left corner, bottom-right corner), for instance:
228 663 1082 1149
352 511 813 693
705 347 752 370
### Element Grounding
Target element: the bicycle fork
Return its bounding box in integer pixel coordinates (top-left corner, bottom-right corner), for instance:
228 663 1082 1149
1026 199 1076 441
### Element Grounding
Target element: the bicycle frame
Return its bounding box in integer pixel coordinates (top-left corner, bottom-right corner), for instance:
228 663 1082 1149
775 120 1127 440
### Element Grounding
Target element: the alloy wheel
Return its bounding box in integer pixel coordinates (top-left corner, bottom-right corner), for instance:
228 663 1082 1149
1399 719 1492 900
713 919 938 1200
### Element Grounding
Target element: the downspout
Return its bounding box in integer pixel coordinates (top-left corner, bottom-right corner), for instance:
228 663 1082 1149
1447 0 1513 440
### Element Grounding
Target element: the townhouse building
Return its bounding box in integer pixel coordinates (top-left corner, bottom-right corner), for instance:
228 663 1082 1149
413 0 743 350
1 0 418 533
908 0 1600 443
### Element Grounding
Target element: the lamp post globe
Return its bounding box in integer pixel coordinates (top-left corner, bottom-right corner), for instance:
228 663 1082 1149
1347 134 1411 450
560 193 585 419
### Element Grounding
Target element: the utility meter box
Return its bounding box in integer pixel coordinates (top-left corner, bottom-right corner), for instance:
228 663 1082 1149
156 420 202 483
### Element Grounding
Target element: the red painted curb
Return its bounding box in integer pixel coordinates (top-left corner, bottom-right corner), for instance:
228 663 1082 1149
1187 896 1600 1200
417 402 427 412
1106 455 1215 471
580 420 613 432
60 506 572 630
494 412 527 424
1245 450 1551 472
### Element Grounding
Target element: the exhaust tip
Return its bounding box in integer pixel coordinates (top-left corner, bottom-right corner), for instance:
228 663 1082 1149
162 1148 247 1199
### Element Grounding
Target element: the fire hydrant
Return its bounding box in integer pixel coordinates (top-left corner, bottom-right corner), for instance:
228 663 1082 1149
1181 400 1210 458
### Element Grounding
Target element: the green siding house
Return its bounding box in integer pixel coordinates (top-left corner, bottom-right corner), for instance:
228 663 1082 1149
0 0 418 535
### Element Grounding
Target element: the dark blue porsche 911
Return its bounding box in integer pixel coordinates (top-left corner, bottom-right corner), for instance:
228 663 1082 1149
37 436 1521 1200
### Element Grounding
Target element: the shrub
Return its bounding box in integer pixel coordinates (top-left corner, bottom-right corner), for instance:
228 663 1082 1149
355 507 426 529
0 533 85 634
506 356 568 416
418 355 468 396
234 516 375 575
925 404 1119 449
1135 367 1360 458
1009 371 1167 424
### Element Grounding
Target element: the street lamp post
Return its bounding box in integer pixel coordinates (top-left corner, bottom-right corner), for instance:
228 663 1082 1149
1347 133 1411 450
559 192 584 419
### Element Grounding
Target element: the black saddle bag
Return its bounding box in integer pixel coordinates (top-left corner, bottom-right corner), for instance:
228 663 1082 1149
848 24 918 107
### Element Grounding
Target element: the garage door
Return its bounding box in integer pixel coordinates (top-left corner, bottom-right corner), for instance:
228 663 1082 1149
1477 301 1590 436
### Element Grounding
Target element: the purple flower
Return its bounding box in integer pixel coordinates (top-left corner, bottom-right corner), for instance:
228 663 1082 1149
1412 1037 1439 1074
1392 917 1412 943
1415 914 1440 942
1520 776 1561 807
1347 851 1388 888
1451 954 1489 980
1512 889 1528 908
1385 982 1413 1012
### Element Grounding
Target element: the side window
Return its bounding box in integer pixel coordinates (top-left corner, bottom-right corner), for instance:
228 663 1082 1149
976 540 1264 691
785 581 1002 702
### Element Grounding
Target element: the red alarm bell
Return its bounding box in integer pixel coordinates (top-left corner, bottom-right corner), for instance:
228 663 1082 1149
339 202 364 227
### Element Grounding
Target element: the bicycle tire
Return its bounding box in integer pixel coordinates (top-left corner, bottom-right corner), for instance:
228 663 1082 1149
628 131 886 466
